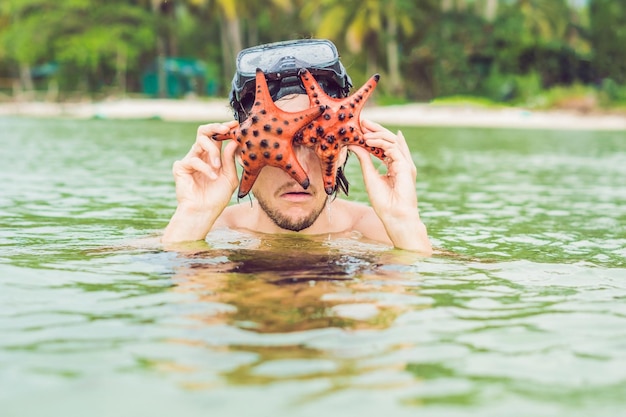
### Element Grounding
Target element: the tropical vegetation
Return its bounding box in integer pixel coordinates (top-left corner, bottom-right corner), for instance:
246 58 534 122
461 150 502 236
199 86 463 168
0 0 625 110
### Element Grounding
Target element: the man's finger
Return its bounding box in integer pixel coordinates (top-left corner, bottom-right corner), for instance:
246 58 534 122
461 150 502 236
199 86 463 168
221 141 240 186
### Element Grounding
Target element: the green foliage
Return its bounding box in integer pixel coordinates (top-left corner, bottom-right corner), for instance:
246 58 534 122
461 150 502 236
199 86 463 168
414 0 606 105
599 79 626 106
0 0 624 109
589 0 626 84
429 95 503 108
419 11 494 97
375 94 411 106
0 0 57 65
528 83 598 110
481 69 543 104
0 0 155 95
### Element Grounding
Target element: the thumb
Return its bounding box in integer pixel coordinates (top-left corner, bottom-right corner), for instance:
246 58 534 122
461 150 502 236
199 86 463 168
221 141 240 185
349 146 382 186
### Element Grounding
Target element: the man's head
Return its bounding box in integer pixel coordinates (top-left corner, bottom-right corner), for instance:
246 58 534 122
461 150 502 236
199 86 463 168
248 94 349 232
228 39 353 231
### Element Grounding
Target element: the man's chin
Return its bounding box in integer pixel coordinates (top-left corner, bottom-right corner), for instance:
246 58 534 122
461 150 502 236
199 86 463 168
272 213 317 232
255 192 327 233
262 204 324 232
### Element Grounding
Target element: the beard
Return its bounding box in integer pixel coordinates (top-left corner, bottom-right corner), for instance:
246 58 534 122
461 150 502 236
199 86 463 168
254 192 328 232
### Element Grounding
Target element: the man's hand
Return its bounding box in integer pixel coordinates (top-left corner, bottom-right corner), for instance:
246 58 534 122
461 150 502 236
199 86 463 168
349 119 431 253
162 121 240 243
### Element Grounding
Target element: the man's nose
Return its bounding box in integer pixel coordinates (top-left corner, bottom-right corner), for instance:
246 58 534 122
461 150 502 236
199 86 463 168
295 146 316 172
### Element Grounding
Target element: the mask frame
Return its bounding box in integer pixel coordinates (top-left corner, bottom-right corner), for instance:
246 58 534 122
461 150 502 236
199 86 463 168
229 39 352 122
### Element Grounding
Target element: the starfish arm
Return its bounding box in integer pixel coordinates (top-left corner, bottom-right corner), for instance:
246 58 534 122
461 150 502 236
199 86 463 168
319 152 341 195
237 160 263 199
298 69 386 194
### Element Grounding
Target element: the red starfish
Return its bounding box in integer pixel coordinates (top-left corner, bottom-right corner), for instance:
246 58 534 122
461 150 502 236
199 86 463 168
296 69 386 195
212 69 325 198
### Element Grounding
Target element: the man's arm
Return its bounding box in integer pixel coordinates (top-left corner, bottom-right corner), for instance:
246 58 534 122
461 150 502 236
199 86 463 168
349 119 432 255
161 122 240 243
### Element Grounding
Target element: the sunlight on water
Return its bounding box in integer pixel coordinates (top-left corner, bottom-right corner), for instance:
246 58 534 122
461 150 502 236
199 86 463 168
1 117 625 417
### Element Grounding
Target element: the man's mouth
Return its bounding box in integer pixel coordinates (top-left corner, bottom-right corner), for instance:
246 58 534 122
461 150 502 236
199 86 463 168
282 190 310 196
283 191 309 195
278 186 313 201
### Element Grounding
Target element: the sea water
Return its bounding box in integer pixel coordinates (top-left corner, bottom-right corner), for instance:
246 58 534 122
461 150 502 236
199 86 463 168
1 116 625 417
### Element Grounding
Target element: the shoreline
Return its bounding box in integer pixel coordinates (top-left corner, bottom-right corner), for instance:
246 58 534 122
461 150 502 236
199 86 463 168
1 98 625 130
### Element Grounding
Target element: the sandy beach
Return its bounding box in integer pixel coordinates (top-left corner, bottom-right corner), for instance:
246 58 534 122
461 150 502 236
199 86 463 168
1 98 625 130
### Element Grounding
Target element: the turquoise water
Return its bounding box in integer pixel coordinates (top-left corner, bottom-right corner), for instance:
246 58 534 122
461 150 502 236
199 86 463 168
1 116 625 417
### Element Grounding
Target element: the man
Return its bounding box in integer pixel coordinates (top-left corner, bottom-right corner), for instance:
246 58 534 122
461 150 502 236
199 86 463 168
161 39 431 254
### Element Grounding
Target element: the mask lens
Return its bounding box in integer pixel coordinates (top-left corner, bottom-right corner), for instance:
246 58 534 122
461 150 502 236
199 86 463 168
237 40 338 75
230 39 352 122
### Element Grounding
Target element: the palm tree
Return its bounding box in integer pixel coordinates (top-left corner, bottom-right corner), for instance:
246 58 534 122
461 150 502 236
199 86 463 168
182 0 241 93
304 0 417 95
515 0 572 43
216 0 243 81
0 0 48 96
144 0 171 97
187 0 289 92
241 0 293 47
589 0 626 84
441 0 497 20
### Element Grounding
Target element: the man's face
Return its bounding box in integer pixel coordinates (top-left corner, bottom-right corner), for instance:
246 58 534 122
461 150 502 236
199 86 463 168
249 94 343 232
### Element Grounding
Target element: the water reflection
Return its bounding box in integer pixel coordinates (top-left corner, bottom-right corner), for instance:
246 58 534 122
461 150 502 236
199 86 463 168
116 234 436 405
169 233 430 334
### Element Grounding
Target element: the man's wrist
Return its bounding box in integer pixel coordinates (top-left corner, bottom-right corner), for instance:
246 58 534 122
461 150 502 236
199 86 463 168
161 205 218 243
381 210 432 253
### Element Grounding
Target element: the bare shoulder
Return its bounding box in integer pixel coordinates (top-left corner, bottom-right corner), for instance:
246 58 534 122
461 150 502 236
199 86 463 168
215 202 255 229
331 198 375 218
334 199 392 244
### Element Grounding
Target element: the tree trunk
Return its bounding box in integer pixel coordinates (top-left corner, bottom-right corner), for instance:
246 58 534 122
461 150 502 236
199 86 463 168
219 17 242 94
19 63 34 97
386 1 401 95
116 46 127 97
156 37 167 98
46 78 59 102
219 19 232 95
484 0 498 21
151 0 167 98
365 33 378 78
247 18 258 48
